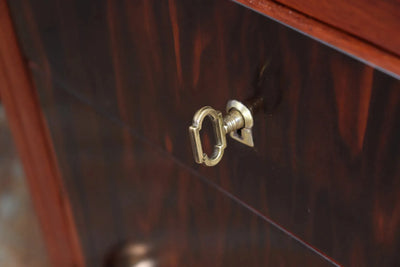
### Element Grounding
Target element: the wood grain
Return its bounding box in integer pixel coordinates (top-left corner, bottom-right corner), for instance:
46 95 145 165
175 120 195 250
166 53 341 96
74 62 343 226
0 1 84 266
7 0 400 266
234 0 400 78
35 83 338 267
273 0 400 55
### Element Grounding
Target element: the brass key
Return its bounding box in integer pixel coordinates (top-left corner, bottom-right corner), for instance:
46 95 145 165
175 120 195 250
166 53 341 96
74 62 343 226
189 99 261 166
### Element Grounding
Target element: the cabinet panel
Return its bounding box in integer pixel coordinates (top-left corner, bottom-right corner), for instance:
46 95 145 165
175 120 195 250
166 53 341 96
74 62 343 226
34 82 337 266
8 0 400 266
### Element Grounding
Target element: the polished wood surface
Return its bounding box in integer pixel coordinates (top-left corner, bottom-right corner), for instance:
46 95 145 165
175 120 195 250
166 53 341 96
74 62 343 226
234 0 400 78
7 0 400 266
0 1 84 266
38 83 338 266
273 0 400 55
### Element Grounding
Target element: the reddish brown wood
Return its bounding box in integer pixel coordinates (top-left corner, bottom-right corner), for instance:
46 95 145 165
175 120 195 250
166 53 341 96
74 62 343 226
273 0 400 55
33 81 339 267
7 0 400 265
0 1 84 266
234 0 400 78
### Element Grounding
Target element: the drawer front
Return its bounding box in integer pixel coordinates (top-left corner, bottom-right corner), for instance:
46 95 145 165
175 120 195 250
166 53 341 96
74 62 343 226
34 86 336 266
245 0 400 56
9 0 400 266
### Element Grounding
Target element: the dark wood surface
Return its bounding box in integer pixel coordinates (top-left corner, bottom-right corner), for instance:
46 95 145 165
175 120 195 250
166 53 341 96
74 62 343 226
36 81 338 266
272 0 400 55
234 0 400 78
0 1 83 266
7 0 400 266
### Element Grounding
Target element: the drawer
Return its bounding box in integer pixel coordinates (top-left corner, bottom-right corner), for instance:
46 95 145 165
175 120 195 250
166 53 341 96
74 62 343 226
8 0 400 266
37 85 337 266
238 0 400 56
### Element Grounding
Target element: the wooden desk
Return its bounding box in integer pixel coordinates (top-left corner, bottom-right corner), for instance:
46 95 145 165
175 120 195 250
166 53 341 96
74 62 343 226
1 0 399 266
